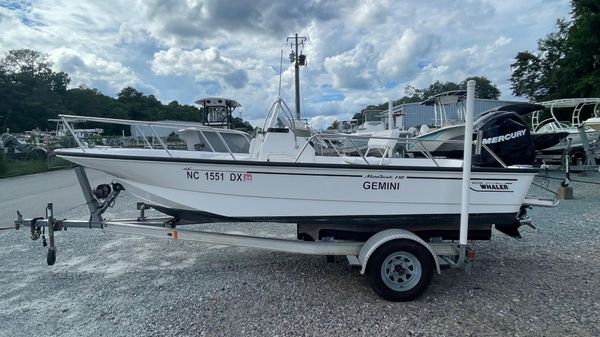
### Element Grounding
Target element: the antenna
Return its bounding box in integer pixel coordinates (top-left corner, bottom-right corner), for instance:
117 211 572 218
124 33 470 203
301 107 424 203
278 49 283 98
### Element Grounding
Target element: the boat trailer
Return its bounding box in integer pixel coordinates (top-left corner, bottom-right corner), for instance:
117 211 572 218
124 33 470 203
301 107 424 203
14 165 476 301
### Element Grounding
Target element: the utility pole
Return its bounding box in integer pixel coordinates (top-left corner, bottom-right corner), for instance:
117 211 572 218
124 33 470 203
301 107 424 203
287 33 307 120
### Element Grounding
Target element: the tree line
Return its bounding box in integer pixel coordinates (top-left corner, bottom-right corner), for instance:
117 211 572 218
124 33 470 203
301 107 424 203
510 0 599 100
0 49 253 134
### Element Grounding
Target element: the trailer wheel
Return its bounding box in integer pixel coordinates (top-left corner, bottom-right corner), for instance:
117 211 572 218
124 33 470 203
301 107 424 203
366 240 434 301
568 149 586 166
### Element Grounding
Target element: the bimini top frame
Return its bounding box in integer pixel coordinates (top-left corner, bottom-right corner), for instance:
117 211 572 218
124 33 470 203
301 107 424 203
58 114 252 160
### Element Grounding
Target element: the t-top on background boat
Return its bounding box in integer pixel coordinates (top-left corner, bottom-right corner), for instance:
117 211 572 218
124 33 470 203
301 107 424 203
12 81 557 301
531 98 600 167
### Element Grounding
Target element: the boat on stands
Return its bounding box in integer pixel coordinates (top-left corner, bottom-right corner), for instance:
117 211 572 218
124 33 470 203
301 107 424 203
585 116 600 132
531 98 600 156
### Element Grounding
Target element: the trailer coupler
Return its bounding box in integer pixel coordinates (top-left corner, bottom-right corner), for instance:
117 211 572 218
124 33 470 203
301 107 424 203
14 166 125 265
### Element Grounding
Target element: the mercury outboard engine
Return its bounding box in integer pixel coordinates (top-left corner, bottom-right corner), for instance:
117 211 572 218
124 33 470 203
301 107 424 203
471 108 538 238
472 110 536 167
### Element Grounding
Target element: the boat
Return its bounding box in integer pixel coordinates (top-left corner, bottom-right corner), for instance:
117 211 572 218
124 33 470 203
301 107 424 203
338 109 386 155
405 101 568 160
407 93 572 158
583 101 600 132
54 95 548 242
531 98 600 154
585 116 600 132
406 90 468 156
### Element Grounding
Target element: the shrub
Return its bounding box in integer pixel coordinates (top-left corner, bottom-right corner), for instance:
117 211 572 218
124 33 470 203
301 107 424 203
0 151 7 174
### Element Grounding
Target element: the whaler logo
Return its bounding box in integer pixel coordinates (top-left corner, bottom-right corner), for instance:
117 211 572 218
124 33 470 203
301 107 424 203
482 129 527 145
471 181 513 192
479 183 509 190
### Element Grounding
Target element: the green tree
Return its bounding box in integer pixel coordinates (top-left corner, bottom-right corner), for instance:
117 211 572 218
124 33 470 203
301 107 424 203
0 49 70 131
327 120 341 130
117 87 163 121
0 49 255 134
510 51 546 99
460 76 501 99
420 80 461 99
351 112 363 125
511 1 600 100
231 117 254 132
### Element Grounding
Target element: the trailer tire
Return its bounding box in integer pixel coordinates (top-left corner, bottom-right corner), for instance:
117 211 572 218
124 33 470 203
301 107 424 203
568 149 586 166
366 240 434 301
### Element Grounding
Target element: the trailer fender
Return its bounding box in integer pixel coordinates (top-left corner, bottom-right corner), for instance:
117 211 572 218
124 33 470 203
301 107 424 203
358 229 441 275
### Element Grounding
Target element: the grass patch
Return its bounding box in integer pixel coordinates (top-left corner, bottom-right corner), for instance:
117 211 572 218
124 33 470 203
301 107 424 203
0 159 55 179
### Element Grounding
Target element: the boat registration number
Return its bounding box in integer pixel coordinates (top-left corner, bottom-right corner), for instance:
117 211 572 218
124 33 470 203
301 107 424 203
185 169 253 182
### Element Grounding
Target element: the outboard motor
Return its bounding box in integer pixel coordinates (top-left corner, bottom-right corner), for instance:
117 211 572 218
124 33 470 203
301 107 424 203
470 106 538 239
472 111 536 167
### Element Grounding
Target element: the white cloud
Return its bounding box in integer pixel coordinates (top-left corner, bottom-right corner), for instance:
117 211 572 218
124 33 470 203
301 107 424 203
0 0 572 123
309 115 338 130
151 47 249 89
50 47 157 95
377 29 440 83
324 42 378 90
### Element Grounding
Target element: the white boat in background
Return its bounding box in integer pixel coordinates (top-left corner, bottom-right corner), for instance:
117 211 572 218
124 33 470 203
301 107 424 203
584 100 600 132
585 117 600 132
354 110 387 134
338 109 387 155
531 98 600 153
406 90 467 156
410 103 572 158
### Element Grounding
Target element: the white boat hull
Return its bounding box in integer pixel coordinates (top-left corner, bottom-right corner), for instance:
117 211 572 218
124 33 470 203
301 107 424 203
407 124 465 155
540 129 598 152
56 148 536 240
585 117 600 132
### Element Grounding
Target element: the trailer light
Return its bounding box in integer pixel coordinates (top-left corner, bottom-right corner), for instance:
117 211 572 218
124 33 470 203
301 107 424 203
467 249 476 259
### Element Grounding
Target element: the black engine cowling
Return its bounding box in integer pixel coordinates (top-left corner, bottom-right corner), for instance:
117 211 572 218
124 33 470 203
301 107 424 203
473 111 536 167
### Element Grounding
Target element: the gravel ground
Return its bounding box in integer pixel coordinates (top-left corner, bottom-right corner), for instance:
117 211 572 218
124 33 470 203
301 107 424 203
0 169 599 337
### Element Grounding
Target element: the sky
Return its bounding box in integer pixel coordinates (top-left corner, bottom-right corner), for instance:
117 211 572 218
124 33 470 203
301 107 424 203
0 0 572 128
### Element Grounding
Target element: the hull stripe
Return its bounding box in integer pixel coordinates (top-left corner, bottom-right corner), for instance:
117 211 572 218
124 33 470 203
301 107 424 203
57 152 539 174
